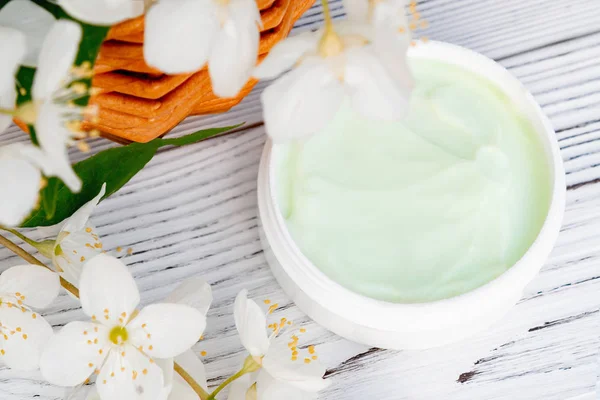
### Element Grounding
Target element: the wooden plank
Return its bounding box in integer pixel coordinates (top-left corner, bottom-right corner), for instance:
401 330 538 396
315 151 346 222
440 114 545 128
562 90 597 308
0 0 599 399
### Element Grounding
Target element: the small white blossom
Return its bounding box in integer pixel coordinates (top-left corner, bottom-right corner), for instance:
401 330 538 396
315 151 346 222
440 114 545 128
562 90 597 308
254 15 414 143
230 290 330 400
51 184 106 287
0 264 60 371
40 254 207 400
25 19 92 192
144 0 262 97
57 0 144 26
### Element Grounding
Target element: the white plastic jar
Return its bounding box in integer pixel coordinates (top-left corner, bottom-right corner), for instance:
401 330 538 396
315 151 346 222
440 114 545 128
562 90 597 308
257 41 566 350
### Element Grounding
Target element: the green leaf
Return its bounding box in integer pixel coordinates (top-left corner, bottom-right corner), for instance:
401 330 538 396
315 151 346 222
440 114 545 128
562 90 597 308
21 141 160 227
20 125 242 227
41 177 60 220
15 67 34 105
159 124 244 147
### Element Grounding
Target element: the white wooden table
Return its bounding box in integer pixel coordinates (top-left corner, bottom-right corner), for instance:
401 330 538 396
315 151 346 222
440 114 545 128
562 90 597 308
1 1 599 399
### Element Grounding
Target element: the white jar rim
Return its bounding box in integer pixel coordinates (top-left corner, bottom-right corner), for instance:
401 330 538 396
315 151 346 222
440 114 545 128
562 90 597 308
257 41 566 348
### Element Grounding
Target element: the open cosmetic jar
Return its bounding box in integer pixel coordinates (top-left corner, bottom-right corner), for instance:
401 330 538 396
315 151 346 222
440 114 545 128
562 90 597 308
257 41 566 350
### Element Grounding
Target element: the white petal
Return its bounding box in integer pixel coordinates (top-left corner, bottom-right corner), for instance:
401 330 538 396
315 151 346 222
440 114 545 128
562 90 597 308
0 265 59 308
32 20 81 100
261 59 344 143
40 321 110 385
53 229 102 287
0 146 42 227
173 350 208 392
128 303 205 359
344 46 411 121
155 357 174 400
144 0 218 74
262 337 329 392
371 2 414 93
61 183 106 233
52 191 105 287
227 373 254 400
233 290 270 357
372 0 410 33
0 305 54 370
257 370 316 400
165 277 212 316
253 32 318 79
79 254 140 326
0 26 26 91
58 0 143 26
0 0 56 67
342 0 370 21
0 26 26 132
97 345 164 400
208 0 260 97
0 27 26 132
36 101 82 192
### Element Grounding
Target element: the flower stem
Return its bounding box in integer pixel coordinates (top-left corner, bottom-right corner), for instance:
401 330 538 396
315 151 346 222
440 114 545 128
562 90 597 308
318 0 343 57
321 0 333 32
206 369 247 400
0 227 53 258
206 356 261 400
174 362 210 400
0 234 80 298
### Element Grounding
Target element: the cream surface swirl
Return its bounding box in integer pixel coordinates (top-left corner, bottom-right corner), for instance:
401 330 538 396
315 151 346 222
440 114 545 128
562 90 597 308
275 60 551 303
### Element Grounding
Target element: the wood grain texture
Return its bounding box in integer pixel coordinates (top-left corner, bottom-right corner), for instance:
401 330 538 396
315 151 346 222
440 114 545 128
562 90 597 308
1 0 599 399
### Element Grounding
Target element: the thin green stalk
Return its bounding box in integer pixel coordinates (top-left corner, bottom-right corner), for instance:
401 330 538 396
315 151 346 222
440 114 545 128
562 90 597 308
206 356 261 400
207 369 247 400
0 227 44 249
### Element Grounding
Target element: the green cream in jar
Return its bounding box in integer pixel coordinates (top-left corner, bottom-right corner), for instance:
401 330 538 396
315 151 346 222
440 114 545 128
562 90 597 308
275 59 552 304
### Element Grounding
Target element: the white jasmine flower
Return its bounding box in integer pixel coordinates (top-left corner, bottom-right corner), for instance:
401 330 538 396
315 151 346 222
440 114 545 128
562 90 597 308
57 0 144 26
230 290 329 399
254 16 414 143
50 184 106 287
0 143 54 227
81 277 212 400
0 264 60 371
0 26 26 133
40 254 207 400
0 0 55 67
21 19 92 192
144 0 262 97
